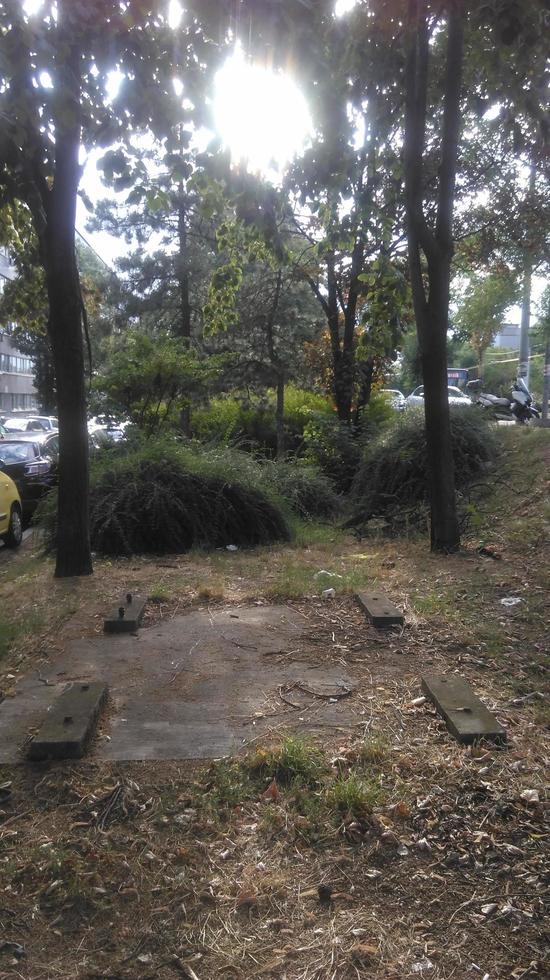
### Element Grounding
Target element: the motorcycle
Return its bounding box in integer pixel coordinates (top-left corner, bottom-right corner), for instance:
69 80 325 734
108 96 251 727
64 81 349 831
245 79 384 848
467 377 540 424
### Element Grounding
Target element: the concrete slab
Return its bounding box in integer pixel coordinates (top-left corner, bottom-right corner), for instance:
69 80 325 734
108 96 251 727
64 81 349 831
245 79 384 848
421 673 506 744
0 605 358 763
28 682 108 760
104 594 146 633
355 591 404 628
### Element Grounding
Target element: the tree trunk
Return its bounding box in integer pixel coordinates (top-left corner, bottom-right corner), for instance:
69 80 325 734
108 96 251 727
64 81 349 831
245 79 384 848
275 372 285 459
519 164 535 385
353 355 374 426
542 337 550 424
34 340 57 413
44 7 91 577
176 199 192 341
422 263 460 551
404 0 462 553
177 196 192 436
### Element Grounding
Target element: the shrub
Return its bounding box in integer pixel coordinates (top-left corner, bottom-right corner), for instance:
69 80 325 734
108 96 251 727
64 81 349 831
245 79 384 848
349 406 497 531
191 387 333 457
89 457 290 556
303 415 362 493
263 461 340 520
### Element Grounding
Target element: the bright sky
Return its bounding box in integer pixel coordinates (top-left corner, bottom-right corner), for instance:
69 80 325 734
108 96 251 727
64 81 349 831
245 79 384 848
79 41 313 264
213 45 312 177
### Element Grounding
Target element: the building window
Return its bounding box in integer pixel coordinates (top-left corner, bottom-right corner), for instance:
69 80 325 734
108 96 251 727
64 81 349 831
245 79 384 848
0 353 33 374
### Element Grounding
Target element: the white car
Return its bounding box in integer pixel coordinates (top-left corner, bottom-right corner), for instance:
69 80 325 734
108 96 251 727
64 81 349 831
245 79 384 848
405 385 471 409
3 415 58 432
379 389 406 410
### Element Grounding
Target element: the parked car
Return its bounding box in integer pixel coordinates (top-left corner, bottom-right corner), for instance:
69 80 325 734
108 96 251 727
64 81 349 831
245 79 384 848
0 468 23 548
2 415 58 432
379 388 406 411
88 416 127 445
0 433 58 522
0 423 7 438
405 385 471 409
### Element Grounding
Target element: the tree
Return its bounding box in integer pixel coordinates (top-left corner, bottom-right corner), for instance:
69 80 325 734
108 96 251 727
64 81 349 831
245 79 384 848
209 254 324 458
285 3 407 423
88 141 218 343
403 0 465 552
93 331 216 434
453 266 519 374
0 0 220 576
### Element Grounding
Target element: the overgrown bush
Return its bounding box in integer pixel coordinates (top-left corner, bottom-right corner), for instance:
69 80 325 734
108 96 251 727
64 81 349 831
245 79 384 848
349 406 497 531
174 443 339 520
263 461 340 520
90 457 291 555
38 437 343 556
303 415 362 493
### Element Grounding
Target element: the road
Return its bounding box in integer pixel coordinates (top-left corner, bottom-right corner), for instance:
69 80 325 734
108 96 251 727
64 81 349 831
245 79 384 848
0 528 33 561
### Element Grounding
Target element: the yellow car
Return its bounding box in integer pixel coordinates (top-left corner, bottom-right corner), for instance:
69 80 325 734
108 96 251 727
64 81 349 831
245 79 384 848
0 467 23 548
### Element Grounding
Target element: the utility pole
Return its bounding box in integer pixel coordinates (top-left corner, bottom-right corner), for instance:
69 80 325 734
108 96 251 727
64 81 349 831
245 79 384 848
518 164 535 386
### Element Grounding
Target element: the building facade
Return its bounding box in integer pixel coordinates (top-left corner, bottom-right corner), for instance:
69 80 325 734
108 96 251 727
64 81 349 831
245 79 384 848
0 249 39 414
492 322 521 350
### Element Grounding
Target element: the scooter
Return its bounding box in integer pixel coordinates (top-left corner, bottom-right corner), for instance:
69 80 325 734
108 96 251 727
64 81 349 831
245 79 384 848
467 377 540 424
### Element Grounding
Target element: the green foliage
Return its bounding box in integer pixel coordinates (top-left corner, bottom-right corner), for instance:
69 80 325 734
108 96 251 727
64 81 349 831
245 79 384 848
349 407 498 531
358 735 390 768
174 442 339 521
92 332 218 432
191 387 333 456
204 219 273 334
262 461 340 520
358 256 413 364
454 268 519 369
303 415 362 493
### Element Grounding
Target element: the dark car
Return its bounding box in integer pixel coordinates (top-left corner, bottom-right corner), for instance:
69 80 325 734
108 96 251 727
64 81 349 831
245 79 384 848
0 433 58 522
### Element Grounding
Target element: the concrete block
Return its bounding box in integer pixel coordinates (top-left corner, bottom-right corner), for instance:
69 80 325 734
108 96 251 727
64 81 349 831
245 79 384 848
104 593 146 634
421 673 506 744
355 590 404 628
28 681 108 760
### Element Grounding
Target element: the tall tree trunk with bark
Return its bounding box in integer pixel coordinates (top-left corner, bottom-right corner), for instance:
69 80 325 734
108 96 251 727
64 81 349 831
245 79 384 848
518 164 535 385
265 269 286 456
42 11 92 576
176 195 192 436
275 371 285 460
404 0 463 553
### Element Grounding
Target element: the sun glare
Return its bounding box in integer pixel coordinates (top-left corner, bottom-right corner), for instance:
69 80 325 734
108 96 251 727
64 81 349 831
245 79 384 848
213 47 311 178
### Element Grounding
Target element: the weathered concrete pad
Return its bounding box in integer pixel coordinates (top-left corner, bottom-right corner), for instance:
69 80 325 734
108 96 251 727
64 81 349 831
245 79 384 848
355 591 404 628
0 606 358 762
104 594 146 633
28 682 108 761
421 673 506 744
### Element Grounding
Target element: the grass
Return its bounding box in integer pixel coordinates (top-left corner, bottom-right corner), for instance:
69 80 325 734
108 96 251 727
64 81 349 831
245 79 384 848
327 773 384 816
244 736 328 787
0 614 20 662
148 582 171 603
358 734 391 767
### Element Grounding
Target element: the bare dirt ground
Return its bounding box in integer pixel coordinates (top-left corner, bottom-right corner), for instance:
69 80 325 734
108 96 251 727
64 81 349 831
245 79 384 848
0 428 548 979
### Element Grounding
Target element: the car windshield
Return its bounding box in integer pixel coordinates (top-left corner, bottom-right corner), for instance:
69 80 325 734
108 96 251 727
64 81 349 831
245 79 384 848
448 387 467 397
4 419 27 430
0 442 37 463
